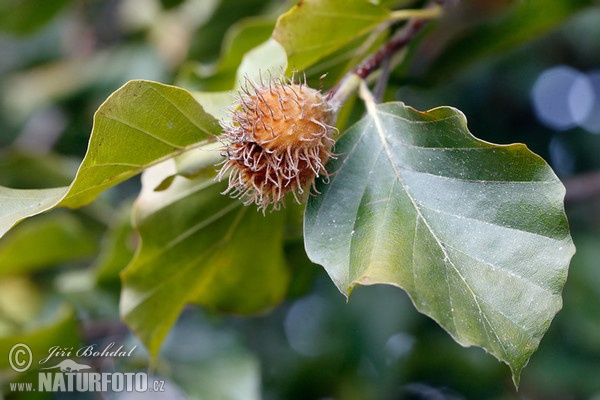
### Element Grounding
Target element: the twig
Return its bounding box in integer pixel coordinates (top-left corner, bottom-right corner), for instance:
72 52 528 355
327 4 440 108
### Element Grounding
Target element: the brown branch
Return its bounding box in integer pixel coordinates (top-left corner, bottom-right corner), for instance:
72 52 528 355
327 2 443 106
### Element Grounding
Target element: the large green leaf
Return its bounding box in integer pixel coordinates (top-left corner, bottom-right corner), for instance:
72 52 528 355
0 80 221 239
272 0 390 71
304 101 575 385
120 164 290 357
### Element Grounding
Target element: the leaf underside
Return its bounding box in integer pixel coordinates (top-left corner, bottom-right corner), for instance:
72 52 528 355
304 102 575 385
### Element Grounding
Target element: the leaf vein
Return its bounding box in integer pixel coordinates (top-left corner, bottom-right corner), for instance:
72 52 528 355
418 202 564 243
366 96 508 359
100 115 185 149
146 84 217 137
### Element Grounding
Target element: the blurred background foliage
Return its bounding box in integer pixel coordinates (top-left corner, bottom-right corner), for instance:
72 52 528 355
1 0 600 399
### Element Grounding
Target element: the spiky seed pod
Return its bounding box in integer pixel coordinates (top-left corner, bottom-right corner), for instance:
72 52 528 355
218 77 336 211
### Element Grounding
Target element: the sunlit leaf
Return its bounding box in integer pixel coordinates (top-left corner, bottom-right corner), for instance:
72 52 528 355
304 101 575 385
121 164 290 356
92 203 137 286
0 80 221 239
273 0 390 71
62 80 221 207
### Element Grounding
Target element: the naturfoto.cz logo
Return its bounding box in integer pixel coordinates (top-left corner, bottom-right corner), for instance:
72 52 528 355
7 342 165 394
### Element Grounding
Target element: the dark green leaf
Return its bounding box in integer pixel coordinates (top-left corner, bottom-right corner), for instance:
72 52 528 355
304 101 575 385
121 165 290 356
92 204 137 286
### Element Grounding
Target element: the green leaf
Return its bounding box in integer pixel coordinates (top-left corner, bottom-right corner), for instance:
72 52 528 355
0 187 68 239
162 315 261 400
0 80 221 239
273 0 390 71
62 80 221 207
188 0 274 62
121 164 290 357
304 101 575 386
0 212 97 277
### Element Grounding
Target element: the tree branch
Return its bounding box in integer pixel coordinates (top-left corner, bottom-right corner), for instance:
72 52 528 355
327 2 443 108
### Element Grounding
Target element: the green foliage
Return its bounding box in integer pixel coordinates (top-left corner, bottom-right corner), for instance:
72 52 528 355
0 212 97 276
121 166 289 356
408 0 597 81
273 0 390 71
0 0 71 35
0 305 79 368
179 18 276 91
1 0 592 398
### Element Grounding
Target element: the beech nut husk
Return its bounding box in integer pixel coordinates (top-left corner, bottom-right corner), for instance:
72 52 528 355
218 77 336 211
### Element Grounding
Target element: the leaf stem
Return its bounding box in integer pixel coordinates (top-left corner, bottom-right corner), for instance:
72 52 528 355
328 2 441 108
389 6 442 22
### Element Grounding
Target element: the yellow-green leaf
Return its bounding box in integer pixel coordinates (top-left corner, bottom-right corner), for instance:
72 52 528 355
273 0 390 71
120 164 290 356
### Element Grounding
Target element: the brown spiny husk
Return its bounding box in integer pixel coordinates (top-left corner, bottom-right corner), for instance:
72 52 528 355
218 76 335 211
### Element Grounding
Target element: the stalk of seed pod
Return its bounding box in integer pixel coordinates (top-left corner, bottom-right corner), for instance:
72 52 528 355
217 75 336 211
